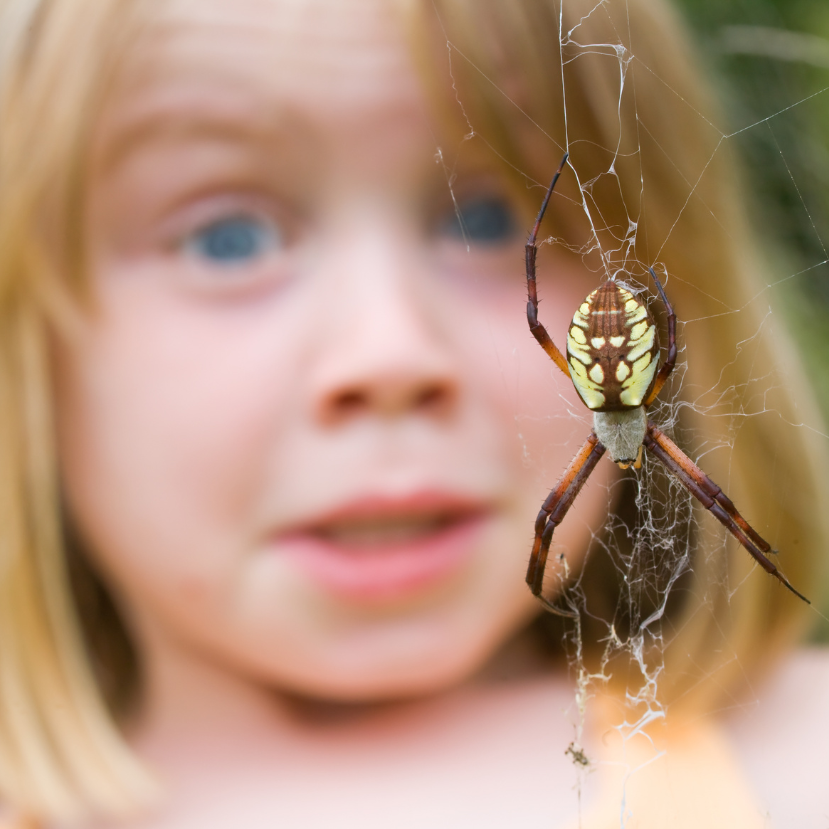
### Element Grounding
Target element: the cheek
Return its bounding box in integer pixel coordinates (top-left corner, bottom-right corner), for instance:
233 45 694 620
54 286 303 617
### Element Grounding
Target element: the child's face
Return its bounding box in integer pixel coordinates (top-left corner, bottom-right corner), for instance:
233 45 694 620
56 0 611 701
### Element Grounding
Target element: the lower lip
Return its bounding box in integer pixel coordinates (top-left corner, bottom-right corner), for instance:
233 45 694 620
277 515 487 602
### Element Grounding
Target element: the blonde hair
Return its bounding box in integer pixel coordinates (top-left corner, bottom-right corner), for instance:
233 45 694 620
0 0 157 822
416 0 829 697
0 0 825 823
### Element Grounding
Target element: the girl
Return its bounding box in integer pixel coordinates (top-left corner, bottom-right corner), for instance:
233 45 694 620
0 0 826 826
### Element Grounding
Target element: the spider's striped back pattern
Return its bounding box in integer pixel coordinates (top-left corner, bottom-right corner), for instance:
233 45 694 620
566 280 660 412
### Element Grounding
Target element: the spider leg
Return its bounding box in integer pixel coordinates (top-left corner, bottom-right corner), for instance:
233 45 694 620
643 422 809 603
643 267 677 407
526 152 571 378
527 431 606 616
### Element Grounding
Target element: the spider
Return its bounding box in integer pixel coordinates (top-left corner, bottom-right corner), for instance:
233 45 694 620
524 153 808 616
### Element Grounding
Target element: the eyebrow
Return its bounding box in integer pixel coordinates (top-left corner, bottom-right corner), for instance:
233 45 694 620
98 92 301 173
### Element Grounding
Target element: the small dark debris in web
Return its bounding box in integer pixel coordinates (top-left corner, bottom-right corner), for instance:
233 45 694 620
565 742 590 767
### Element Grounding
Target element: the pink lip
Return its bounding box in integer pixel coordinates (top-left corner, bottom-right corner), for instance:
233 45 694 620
274 493 491 602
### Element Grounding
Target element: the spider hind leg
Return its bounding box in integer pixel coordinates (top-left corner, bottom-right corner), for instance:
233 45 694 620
527 431 606 617
643 422 809 604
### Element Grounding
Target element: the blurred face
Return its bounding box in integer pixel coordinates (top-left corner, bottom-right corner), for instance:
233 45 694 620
56 0 611 703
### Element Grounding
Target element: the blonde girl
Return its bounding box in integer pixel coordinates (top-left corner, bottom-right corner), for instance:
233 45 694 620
0 0 826 827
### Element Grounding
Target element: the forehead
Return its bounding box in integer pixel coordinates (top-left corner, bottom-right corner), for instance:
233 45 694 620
97 0 425 162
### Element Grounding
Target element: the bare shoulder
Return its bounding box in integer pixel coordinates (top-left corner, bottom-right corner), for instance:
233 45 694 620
725 647 829 828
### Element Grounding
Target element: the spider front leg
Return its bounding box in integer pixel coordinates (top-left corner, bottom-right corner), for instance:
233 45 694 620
643 267 677 407
525 152 571 378
527 431 606 616
643 422 809 603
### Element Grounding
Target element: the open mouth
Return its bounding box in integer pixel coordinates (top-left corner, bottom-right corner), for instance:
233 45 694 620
311 512 462 549
277 498 490 601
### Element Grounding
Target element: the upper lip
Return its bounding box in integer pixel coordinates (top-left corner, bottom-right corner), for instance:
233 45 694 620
278 491 494 538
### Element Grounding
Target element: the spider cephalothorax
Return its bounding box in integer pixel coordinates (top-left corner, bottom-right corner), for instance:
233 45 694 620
524 153 807 615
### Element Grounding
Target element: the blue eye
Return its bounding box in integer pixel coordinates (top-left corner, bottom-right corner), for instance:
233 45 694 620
441 197 517 244
187 216 280 265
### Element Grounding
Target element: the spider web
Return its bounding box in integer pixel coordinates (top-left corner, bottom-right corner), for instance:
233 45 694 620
431 0 829 825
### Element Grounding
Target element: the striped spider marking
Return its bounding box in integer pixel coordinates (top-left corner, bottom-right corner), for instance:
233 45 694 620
566 280 659 412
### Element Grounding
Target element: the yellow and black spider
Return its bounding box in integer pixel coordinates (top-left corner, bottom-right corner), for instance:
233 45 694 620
524 154 808 616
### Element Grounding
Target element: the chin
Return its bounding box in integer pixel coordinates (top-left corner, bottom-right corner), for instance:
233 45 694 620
287 662 476 704
267 612 526 703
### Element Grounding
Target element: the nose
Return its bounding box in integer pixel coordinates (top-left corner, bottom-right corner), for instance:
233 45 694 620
309 226 460 426
322 360 454 422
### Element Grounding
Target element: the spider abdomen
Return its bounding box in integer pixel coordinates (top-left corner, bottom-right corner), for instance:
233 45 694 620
566 279 660 412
